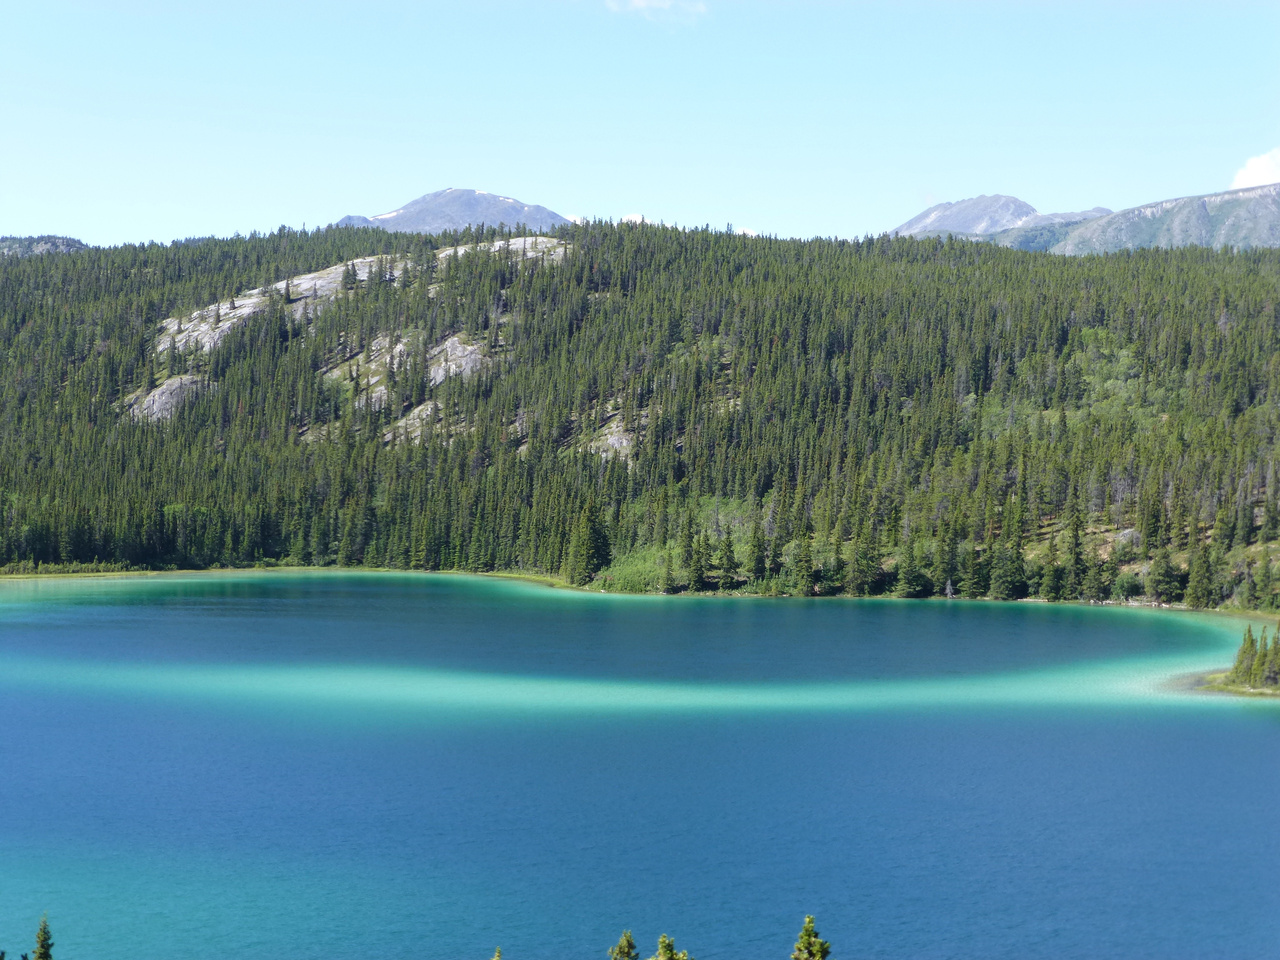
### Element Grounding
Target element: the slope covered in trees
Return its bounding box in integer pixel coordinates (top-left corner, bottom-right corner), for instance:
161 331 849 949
2 221 1279 608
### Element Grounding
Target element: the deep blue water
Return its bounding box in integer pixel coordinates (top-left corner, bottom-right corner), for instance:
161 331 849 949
1 572 1278 959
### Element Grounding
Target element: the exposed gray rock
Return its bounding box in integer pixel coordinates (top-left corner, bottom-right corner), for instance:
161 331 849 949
127 375 206 421
428 334 490 386
384 401 441 443
434 235 567 272
157 256 408 354
337 188 569 235
0 235 89 257
587 415 635 460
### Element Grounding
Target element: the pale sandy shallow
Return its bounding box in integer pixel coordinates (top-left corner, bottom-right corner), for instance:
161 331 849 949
0 569 1273 716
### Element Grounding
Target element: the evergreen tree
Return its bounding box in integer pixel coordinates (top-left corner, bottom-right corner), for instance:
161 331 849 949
896 535 933 598
794 533 815 594
1256 554 1274 610
32 918 51 960
1236 492 1255 548
564 505 610 586
1213 500 1236 551
845 527 882 596
1081 549 1107 602
717 531 739 590
1039 534 1064 601
791 916 831 960
959 544 988 599
1264 488 1280 541
1063 507 1085 599
648 935 690 960
688 532 708 591
1185 548 1214 609
680 511 695 569
1250 630 1270 688
931 520 958 591
988 543 1025 600
748 521 767 581
609 931 640 960
1265 631 1280 686
1229 625 1257 684
1146 548 1179 603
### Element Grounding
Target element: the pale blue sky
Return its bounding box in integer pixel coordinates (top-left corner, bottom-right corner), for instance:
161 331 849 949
3 1 1279 246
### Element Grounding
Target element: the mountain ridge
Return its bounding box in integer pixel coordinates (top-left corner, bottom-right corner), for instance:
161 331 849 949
893 196 1111 237
337 188 570 235
894 183 1280 254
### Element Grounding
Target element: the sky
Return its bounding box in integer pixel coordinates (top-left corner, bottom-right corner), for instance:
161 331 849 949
3 0 1279 246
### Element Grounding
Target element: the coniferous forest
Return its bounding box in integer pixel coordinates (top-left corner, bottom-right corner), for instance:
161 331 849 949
3 221 1280 608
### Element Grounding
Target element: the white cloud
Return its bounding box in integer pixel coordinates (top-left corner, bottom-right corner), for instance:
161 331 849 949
1231 147 1280 189
605 0 707 20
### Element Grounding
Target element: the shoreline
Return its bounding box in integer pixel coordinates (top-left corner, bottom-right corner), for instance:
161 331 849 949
1 563 1277 611
6 566 1278 702
1171 669 1280 699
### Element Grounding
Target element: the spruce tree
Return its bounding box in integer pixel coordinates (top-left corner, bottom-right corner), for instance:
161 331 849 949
988 543 1025 600
1265 632 1280 686
1146 548 1179 603
794 533 815 595
680 511 695 568
1185 548 1214 608
1250 631 1270 688
688 533 707 591
1082 550 1107 602
1039 534 1063 601
1064 506 1085 598
748 521 767 581
959 544 988 599
717 531 739 590
1230 626 1257 684
648 935 690 960
609 931 640 960
791 915 831 960
1257 554 1274 610
32 917 51 960
896 534 932 598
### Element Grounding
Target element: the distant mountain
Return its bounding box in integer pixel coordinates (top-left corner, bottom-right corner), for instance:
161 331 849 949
1051 183 1280 254
894 183 1280 254
0 235 88 257
893 195 1110 237
337 188 569 235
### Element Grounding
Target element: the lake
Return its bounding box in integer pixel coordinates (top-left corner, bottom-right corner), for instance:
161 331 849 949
1 572 1278 959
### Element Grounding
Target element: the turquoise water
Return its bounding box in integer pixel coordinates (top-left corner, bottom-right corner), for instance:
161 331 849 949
1 573 1278 959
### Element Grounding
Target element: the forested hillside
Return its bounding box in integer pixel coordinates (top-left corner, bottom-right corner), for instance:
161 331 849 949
2 222 1280 607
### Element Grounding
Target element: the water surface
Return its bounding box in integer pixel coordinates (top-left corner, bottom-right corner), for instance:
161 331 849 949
1 573 1277 959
